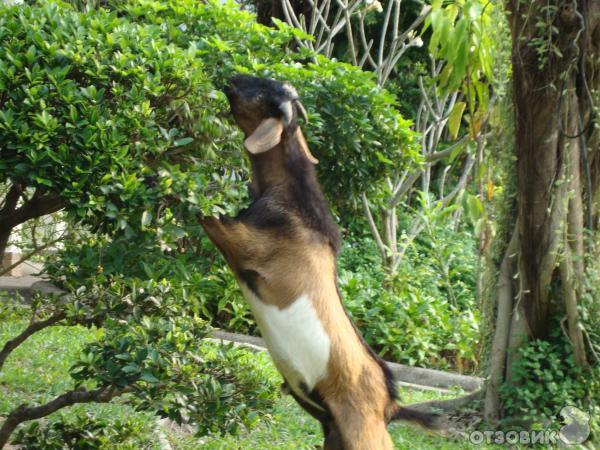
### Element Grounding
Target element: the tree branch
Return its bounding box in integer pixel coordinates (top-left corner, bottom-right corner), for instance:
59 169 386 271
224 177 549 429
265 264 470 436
0 184 23 215
0 312 66 371
425 135 470 163
0 385 125 448
389 171 421 208
440 155 475 207
0 233 64 277
361 192 387 264
0 191 66 235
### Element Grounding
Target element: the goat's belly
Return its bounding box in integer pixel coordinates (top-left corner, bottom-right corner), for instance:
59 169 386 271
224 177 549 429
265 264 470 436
239 286 331 406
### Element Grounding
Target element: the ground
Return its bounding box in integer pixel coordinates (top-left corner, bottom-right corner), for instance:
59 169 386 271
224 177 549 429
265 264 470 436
0 314 499 449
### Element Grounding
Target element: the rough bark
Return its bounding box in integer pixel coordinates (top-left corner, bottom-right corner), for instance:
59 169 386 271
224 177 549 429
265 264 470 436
484 0 599 422
507 0 599 339
484 228 518 422
0 183 23 260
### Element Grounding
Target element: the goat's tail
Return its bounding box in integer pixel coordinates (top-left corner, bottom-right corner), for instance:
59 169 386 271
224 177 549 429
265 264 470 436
390 405 445 431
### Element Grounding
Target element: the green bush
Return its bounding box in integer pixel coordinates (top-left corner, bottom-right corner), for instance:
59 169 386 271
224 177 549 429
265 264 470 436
60 275 278 429
13 413 156 450
0 1 244 238
339 225 479 371
70 0 421 208
499 331 599 439
1 0 419 235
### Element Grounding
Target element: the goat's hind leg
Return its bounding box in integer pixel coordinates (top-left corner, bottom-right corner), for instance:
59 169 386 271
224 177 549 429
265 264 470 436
327 401 394 450
322 421 344 450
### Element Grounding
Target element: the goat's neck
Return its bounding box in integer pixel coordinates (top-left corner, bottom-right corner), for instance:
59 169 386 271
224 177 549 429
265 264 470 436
250 139 314 196
250 147 288 195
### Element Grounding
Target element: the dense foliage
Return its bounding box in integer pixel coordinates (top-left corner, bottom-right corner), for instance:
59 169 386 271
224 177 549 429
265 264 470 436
0 0 419 238
13 413 156 450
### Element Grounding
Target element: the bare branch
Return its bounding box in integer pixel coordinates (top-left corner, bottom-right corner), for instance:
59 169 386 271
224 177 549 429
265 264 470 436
0 233 64 277
361 192 387 263
440 155 475 207
389 171 421 208
425 135 470 163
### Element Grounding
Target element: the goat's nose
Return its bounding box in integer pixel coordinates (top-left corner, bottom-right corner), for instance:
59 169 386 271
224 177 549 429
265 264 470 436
223 78 236 98
227 75 243 87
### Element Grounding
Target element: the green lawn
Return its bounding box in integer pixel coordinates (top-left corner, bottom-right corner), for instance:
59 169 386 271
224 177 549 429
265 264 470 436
0 315 496 449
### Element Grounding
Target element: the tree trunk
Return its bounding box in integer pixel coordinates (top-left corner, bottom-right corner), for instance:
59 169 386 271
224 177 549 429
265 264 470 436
509 0 599 340
485 0 599 422
255 0 312 26
0 187 65 267
0 183 23 264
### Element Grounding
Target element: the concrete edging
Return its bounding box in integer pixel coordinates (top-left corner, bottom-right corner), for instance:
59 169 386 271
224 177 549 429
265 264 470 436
0 277 484 394
209 330 484 393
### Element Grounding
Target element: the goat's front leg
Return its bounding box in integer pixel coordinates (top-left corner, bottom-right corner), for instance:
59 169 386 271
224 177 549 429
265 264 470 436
199 215 259 270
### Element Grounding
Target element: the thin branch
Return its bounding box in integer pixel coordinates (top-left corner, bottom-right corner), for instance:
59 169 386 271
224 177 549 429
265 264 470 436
440 155 475 207
389 171 421 208
0 234 64 277
358 11 377 68
377 0 395 68
361 192 387 263
425 135 470 163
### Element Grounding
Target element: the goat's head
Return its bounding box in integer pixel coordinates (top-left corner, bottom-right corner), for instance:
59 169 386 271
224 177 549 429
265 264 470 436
224 74 317 164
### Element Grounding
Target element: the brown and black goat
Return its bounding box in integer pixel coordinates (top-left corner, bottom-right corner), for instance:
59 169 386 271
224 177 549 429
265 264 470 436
200 74 440 449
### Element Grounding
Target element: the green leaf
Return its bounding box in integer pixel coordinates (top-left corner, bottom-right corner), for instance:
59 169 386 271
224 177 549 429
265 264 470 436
447 102 466 139
140 370 160 383
375 151 393 165
141 210 152 227
173 137 193 147
464 194 484 223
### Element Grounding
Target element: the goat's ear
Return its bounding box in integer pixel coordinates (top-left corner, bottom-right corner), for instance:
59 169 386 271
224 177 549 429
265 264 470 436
295 128 319 164
244 118 284 154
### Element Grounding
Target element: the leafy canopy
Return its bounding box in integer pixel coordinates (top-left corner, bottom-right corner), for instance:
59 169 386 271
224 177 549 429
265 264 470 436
0 0 419 243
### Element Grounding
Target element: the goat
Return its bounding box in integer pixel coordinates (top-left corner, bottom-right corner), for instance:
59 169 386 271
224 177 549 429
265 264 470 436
200 74 441 449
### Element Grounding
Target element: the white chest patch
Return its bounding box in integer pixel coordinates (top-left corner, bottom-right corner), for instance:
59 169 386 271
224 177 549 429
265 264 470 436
239 285 331 407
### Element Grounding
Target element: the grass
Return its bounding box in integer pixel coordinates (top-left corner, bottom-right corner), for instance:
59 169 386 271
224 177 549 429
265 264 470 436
0 309 498 449
171 391 491 450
